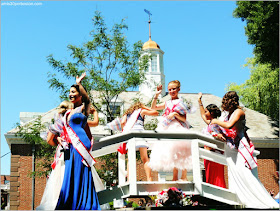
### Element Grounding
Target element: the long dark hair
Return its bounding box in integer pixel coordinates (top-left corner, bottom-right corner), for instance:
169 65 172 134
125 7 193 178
71 84 80 93
206 104 221 119
221 91 241 111
70 84 88 103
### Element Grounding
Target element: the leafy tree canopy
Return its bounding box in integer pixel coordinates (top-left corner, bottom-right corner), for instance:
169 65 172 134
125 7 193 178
16 11 151 180
227 57 279 122
47 10 150 120
16 116 55 177
233 1 279 68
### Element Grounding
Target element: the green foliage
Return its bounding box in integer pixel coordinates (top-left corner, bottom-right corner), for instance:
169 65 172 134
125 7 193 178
15 116 55 177
125 200 139 208
107 200 139 210
96 152 118 187
227 57 279 122
144 118 158 130
233 1 279 68
47 10 150 121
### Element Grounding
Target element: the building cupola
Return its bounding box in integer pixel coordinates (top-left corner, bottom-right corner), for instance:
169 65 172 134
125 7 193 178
139 9 166 98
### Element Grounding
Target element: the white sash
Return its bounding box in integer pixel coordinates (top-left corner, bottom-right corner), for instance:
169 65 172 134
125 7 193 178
63 110 96 167
123 109 142 133
238 137 257 170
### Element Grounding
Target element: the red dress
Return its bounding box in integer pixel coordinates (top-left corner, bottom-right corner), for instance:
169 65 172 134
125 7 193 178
204 155 226 188
204 124 226 188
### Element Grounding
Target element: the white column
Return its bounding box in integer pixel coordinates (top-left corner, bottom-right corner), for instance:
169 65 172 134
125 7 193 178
157 52 160 72
191 139 202 194
118 152 126 185
127 138 137 195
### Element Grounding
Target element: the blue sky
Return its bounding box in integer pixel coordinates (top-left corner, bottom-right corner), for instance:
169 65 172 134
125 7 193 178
1 1 254 175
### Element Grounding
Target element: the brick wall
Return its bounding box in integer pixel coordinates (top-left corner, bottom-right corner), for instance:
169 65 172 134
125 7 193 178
257 148 279 196
10 144 47 210
10 153 20 210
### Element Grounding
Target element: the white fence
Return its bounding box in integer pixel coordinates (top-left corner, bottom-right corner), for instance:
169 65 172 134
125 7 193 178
92 131 259 206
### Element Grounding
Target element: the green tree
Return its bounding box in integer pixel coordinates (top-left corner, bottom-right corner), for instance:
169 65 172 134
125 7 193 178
15 116 55 177
227 57 279 122
233 1 279 68
47 10 150 121
46 11 151 186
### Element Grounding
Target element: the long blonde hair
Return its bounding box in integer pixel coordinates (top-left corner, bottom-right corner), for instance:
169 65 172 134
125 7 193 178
124 102 144 116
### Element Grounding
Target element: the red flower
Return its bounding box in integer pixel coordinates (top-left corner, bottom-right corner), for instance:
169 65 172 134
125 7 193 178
169 187 179 191
192 201 198 206
223 128 237 139
159 190 166 195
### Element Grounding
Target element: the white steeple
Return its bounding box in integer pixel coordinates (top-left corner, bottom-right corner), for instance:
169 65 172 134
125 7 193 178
139 11 165 98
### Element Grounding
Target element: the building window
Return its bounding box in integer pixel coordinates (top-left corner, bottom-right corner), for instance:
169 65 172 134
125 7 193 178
107 104 121 122
160 54 164 72
151 56 157 72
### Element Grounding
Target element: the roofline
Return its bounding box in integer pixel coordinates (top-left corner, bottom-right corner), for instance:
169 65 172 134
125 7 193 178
93 90 214 95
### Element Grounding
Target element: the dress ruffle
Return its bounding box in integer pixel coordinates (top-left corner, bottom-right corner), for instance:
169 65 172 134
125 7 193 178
36 159 65 210
148 119 193 172
149 140 192 171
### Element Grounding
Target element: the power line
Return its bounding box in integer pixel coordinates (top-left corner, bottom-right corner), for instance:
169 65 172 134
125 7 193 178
1 152 11 158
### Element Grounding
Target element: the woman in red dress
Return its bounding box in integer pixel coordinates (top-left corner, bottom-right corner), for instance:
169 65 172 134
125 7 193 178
198 92 226 188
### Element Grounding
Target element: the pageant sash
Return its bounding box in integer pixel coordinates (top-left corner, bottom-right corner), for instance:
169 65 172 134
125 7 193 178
51 144 63 170
162 99 189 128
123 108 142 133
224 112 257 170
51 139 69 170
63 110 96 167
238 137 258 170
106 117 122 131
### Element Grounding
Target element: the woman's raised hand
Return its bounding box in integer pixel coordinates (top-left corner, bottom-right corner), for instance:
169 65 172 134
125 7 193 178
76 72 86 84
198 92 202 100
156 84 163 95
89 105 97 114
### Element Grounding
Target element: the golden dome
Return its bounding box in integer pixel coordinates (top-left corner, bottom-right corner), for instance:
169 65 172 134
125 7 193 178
142 39 160 50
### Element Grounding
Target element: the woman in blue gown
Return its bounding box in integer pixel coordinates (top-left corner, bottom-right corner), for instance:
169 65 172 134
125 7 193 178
47 73 101 210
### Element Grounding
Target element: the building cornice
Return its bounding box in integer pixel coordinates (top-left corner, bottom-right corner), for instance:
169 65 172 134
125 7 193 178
5 132 279 149
251 138 280 148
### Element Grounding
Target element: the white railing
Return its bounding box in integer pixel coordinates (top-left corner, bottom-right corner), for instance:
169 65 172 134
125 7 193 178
92 131 259 205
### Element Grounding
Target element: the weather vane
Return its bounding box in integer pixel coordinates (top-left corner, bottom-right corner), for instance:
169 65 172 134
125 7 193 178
144 9 152 40
144 9 152 21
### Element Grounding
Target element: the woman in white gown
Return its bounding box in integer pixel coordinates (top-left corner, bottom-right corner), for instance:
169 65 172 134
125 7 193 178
211 91 278 209
148 81 193 181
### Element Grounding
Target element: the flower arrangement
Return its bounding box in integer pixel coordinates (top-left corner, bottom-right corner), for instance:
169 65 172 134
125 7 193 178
180 96 196 114
155 187 198 207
